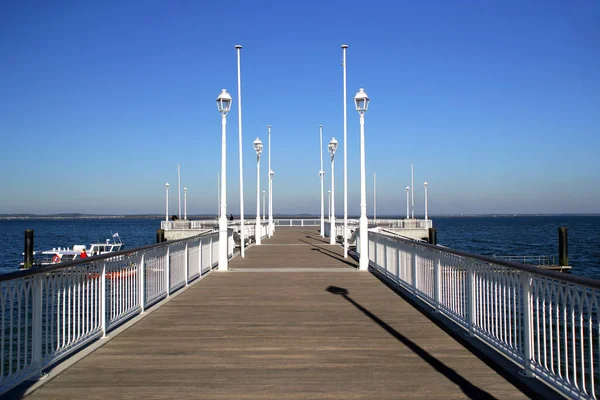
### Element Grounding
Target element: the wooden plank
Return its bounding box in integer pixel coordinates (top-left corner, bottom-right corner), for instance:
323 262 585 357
24 228 532 399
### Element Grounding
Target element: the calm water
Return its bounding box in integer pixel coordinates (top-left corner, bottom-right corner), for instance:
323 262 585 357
1 216 599 278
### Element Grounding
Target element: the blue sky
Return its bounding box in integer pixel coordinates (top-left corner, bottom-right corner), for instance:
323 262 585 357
1 1 598 216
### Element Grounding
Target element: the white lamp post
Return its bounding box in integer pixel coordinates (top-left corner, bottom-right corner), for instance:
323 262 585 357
328 137 338 245
254 137 263 245
342 44 349 259
411 163 415 219
217 88 232 271
374 172 377 222
328 190 331 221
354 88 370 271
184 187 187 220
165 182 170 222
406 186 410 219
319 125 325 238
177 164 181 220
268 125 273 237
269 169 274 236
262 190 266 222
424 181 428 221
236 44 246 258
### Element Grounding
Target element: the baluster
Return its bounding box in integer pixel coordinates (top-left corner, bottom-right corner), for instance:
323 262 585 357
467 261 476 337
521 272 533 376
434 252 441 312
185 242 189 286
101 262 107 338
411 244 417 295
165 246 170 298
139 254 145 313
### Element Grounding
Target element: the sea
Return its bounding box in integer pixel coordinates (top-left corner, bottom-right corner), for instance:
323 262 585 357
0 215 599 278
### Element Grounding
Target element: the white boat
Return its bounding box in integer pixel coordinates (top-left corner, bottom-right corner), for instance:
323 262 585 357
21 234 124 267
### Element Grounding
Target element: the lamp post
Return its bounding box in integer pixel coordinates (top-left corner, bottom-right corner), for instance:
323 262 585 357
328 137 338 244
269 169 274 236
217 88 232 271
235 44 246 258
268 125 273 237
319 125 325 238
354 88 370 271
165 182 170 222
411 163 415 219
342 44 349 259
184 187 187 220
262 190 266 222
254 137 263 245
177 164 181 220
374 172 377 222
328 190 331 221
406 186 410 219
424 181 428 221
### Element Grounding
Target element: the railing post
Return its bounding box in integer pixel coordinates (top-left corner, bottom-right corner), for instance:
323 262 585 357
301 220 304 227
520 272 534 376
139 254 145 313
467 261 476 337
209 236 213 268
31 274 43 376
411 244 417 294
101 261 107 338
434 253 441 312
198 238 202 276
165 246 170 298
184 242 189 286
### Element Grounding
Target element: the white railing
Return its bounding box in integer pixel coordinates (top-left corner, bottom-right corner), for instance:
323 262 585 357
356 229 600 399
161 220 218 230
369 219 432 229
273 219 320 227
0 229 233 396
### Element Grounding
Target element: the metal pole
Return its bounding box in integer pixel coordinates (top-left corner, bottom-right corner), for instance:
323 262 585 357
359 113 368 270
342 44 349 258
406 186 410 219
217 173 220 218
330 150 336 245
255 152 261 245
165 183 169 222
424 182 428 220
262 190 266 222
177 164 181 219
236 44 245 258
374 172 377 222
268 125 273 237
219 114 228 270
328 190 331 221
319 125 325 238
411 163 414 219
184 187 187 220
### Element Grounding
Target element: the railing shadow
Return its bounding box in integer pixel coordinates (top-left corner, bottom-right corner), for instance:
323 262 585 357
298 239 358 268
325 285 497 400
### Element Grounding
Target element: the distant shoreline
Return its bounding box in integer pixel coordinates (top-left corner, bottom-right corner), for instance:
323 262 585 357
1 213 598 221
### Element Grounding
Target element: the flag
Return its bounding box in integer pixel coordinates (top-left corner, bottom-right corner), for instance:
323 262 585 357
113 232 119 238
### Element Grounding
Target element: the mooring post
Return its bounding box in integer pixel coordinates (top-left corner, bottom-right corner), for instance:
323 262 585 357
428 228 437 245
24 229 34 269
558 227 568 266
156 229 165 243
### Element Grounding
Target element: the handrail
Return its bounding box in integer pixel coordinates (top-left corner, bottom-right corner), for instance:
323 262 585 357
0 229 231 395
359 229 600 399
374 229 600 290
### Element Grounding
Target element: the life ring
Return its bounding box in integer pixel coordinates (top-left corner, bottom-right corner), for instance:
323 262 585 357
51 254 61 263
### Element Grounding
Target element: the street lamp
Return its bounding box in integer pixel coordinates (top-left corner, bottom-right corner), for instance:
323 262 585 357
217 88 232 271
236 45 246 258
254 137 263 245
354 88 370 270
269 169 274 236
341 44 349 258
262 190 266 222
165 182 170 222
328 137 338 245
319 125 325 238
184 187 187 220
406 186 410 219
424 181 428 221
328 190 331 221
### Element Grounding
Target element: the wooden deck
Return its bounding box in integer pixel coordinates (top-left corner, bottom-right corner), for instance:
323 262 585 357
21 228 541 399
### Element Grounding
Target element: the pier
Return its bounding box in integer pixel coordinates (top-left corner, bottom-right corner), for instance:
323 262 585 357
1 222 598 399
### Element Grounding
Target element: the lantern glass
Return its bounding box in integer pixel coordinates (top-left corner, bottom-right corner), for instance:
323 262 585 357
328 138 338 155
216 89 232 115
354 88 370 114
254 138 263 155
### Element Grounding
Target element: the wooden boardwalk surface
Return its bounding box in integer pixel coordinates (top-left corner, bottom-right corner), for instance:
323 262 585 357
22 228 536 399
